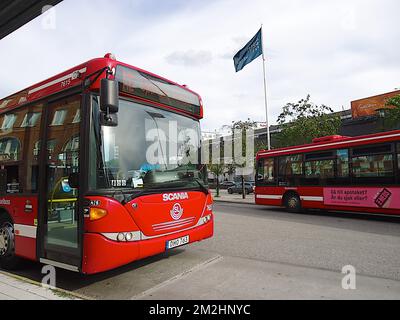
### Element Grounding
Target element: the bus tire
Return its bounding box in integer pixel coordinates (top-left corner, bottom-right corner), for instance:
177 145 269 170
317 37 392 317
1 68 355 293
284 193 302 213
0 214 20 270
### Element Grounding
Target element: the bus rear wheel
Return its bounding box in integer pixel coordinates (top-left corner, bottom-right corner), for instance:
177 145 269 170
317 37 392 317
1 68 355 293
0 216 20 270
284 194 302 213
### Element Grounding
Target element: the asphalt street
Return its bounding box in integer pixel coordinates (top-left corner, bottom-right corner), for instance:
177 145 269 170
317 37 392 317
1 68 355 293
5 203 400 299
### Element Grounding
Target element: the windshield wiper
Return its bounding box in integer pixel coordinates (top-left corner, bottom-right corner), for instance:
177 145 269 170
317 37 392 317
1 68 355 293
140 72 170 101
123 188 152 204
178 171 209 195
193 178 209 195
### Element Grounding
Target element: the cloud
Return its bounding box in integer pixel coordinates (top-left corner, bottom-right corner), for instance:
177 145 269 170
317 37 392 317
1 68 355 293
0 0 399 133
165 50 213 67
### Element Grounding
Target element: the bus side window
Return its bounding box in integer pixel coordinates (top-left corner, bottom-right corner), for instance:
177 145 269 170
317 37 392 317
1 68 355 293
0 105 43 194
278 155 302 186
305 160 334 179
263 158 275 183
257 159 264 182
257 158 274 184
337 149 349 177
22 105 43 193
351 144 395 185
397 143 400 172
0 111 22 193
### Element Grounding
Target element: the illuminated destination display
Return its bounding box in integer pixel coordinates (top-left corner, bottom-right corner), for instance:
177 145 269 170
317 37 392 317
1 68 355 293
115 65 201 116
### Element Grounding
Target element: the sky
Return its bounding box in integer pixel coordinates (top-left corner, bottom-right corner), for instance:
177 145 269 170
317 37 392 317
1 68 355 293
0 0 399 132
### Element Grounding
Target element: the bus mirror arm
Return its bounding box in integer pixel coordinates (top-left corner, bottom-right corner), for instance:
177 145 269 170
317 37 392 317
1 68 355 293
100 112 118 127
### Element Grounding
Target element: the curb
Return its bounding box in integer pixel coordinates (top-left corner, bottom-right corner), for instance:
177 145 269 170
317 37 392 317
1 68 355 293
0 270 92 300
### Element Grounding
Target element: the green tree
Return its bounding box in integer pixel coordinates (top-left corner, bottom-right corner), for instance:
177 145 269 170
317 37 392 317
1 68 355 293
225 163 236 178
384 95 400 129
207 163 225 197
276 95 341 148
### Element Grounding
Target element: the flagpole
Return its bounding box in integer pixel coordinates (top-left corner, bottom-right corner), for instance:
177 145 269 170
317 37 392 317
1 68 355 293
261 25 271 150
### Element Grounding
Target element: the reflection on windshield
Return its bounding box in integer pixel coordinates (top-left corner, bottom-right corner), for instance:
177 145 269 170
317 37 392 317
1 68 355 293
89 98 207 191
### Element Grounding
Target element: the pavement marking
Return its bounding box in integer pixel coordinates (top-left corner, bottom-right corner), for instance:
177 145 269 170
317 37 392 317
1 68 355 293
130 254 224 300
0 270 91 300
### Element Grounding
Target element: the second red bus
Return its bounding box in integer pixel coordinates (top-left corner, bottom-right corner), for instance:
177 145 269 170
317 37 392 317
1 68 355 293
255 131 400 215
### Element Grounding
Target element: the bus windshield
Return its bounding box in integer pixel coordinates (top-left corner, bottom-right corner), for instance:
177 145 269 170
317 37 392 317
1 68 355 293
89 98 207 192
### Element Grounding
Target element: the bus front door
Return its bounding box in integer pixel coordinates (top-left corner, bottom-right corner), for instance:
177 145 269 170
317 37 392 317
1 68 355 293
39 96 82 271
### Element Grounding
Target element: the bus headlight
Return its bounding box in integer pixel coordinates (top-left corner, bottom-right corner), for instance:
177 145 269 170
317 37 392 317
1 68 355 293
203 214 212 224
90 208 108 221
125 232 133 241
117 233 125 242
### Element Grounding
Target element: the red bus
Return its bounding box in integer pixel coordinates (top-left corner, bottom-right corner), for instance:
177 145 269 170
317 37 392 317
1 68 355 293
0 54 213 274
255 131 400 215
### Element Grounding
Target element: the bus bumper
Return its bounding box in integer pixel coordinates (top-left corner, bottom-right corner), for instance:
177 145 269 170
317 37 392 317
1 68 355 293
82 220 214 274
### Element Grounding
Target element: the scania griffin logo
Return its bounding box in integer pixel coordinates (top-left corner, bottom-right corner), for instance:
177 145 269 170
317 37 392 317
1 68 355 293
163 192 189 202
170 203 184 220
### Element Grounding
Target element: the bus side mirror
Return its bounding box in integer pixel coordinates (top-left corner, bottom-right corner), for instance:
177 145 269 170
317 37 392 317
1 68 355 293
100 79 119 113
100 78 119 126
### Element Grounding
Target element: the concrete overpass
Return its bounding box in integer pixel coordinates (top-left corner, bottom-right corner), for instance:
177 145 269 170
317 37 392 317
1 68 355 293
0 0 63 40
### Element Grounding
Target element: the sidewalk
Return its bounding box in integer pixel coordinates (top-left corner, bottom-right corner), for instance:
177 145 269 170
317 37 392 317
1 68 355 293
210 190 256 205
0 271 80 300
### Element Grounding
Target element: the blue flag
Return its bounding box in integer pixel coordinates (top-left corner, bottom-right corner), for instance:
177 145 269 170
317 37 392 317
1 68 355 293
233 28 263 72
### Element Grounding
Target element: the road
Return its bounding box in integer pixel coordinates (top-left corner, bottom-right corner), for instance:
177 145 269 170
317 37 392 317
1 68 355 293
5 203 400 299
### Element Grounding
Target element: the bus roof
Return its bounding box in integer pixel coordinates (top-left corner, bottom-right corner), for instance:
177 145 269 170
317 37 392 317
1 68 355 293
0 53 203 118
257 130 400 158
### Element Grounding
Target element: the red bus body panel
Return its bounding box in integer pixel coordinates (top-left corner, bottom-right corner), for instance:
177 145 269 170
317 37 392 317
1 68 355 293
255 186 400 216
82 192 214 274
82 221 213 275
0 196 38 261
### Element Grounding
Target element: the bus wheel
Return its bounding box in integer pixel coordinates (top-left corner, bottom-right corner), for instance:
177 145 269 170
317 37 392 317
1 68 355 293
0 217 20 270
284 194 302 213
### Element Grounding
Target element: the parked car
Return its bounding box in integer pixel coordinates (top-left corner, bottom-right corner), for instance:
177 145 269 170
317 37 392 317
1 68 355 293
248 181 255 193
227 182 254 195
220 181 236 189
208 182 217 189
